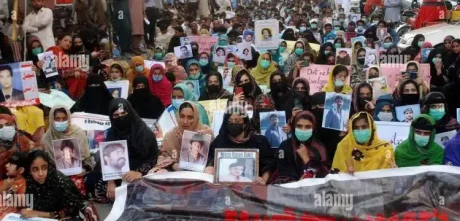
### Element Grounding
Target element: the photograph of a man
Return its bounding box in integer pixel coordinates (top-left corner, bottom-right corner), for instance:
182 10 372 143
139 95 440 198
54 139 81 169
180 133 207 164
102 142 128 173
324 94 349 131
180 46 191 59
219 160 252 182
263 113 287 148
0 65 24 102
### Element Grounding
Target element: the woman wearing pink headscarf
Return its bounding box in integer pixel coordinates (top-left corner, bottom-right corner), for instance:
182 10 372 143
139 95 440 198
415 42 433 63
149 64 172 107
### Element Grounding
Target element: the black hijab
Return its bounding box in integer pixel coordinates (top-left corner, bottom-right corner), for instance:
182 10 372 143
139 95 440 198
127 76 164 119
395 79 421 106
106 98 158 172
268 71 291 110
199 72 232 100
316 42 335 65
77 74 113 115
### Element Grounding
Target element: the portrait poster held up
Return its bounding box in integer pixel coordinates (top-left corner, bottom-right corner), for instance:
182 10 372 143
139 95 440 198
299 65 349 94
104 80 129 99
217 67 233 89
183 80 200 100
335 48 352 66
214 149 259 184
395 104 421 123
380 63 431 93
174 45 193 59
434 130 457 148
375 121 411 148
243 30 254 43
37 51 58 78
179 130 212 172
237 43 252 61
52 138 82 176
367 76 390 100
254 19 279 50
259 111 287 148
198 99 228 126
99 140 130 181
0 61 39 107
322 92 352 132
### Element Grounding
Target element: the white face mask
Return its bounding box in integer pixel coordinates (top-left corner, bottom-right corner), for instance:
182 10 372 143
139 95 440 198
378 112 393 121
0 126 16 141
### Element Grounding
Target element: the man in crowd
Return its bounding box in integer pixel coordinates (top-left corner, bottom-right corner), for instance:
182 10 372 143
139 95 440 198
23 0 55 50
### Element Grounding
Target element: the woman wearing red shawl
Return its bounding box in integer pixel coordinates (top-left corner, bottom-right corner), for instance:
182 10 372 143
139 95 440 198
46 34 86 99
272 111 329 184
0 114 34 178
223 52 241 68
148 64 172 107
364 0 383 15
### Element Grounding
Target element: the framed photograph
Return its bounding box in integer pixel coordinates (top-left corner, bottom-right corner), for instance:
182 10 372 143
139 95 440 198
365 48 378 66
214 149 259 184
99 140 130 181
322 92 352 132
151 122 164 141
86 130 106 153
367 76 390 99
179 130 212 172
52 138 82 176
174 45 193 59
183 80 200 100
259 111 287 148
213 46 228 64
335 48 352 66
395 104 421 123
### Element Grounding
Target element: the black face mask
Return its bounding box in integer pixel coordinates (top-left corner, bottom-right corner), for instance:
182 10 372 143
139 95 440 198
112 115 131 129
227 123 244 137
271 82 284 92
207 84 220 93
241 82 253 95
294 91 306 99
357 57 365 65
401 94 420 105
74 45 84 51
359 96 372 107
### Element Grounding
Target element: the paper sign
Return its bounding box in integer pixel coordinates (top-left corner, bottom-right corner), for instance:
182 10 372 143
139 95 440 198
71 112 156 132
0 61 40 108
435 130 457 148
39 89 76 109
183 80 200 100
260 111 287 148
322 92 352 132
52 138 82 176
104 80 129 99
237 43 252 60
179 130 212 172
213 46 228 64
380 63 431 93
198 99 228 125
395 104 421 123
100 140 130 181
175 45 193 59
345 32 357 42
156 105 178 141
375 121 411 148
255 19 280 50
299 65 334 94
197 36 218 54
37 51 58 78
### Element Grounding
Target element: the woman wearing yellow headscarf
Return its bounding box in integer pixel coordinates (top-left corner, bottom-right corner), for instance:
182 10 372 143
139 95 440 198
127 56 150 92
250 52 278 88
322 64 353 94
332 112 395 173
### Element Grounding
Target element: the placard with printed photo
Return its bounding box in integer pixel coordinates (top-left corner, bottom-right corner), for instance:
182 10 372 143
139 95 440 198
104 80 129 99
243 30 254 43
259 111 287 148
365 48 378 66
434 130 457 148
376 28 388 40
183 80 200 100
237 43 252 61
0 62 39 107
37 51 58 78
395 104 421 123
52 138 82 176
335 48 352 66
367 76 390 99
179 130 212 172
213 46 228 64
217 67 233 89
214 149 259 184
349 14 361 23
322 92 352 132
255 19 279 50
100 140 130 181
180 36 194 46
421 48 434 63
86 130 106 153
174 45 193 59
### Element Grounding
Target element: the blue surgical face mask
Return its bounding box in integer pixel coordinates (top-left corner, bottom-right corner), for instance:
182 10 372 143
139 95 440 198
377 112 393 121
199 59 209 66
154 52 164 60
353 129 371 144
383 42 393 49
418 41 424 47
54 121 68 132
279 46 286 53
189 73 201 80
334 43 342 49
135 66 144 73
152 75 163 82
310 24 317 29
0 126 16 141
172 99 185 109
429 108 445 121
260 60 270 69
334 79 344 87
432 58 442 64
334 26 341 31
295 48 304 56
32 47 43 56
295 129 313 142
299 27 307 32
227 61 235 68
357 26 364 31
414 133 430 147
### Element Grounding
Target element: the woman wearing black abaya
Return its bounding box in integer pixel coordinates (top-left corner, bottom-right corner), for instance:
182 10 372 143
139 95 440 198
283 77 311 121
401 34 425 61
73 74 113 115
199 72 232 100
281 28 297 41
315 42 335 65
127 76 164 119
268 71 291 111
89 98 158 203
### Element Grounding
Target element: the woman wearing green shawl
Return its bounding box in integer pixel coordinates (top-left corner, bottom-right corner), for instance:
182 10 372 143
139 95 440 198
395 114 444 167
171 83 210 126
186 59 207 96
250 52 278 88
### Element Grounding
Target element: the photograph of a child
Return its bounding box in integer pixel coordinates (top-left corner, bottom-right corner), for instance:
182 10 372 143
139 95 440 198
259 111 287 148
395 104 421 123
179 131 212 172
213 46 227 64
52 138 82 176
335 48 352 66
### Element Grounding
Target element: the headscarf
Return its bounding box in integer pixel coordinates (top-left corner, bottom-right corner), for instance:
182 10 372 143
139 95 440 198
332 112 395 173
395 114 444 167
233 68 263 104
284 40 305 75
42 106 91 167
219 104 254 143
373 94 397 121
186 59 207 95
148 64 172 107
154 101 214 170
76 74 113 115
444 130 460 166
128 76 164 119
316 42 335 65
351 82 373 114
199 72 232 100
127 56 151 90
251 94 276 133
414 42 433 63
173 84 210 125
268 71 291 110
402 34 425 60
223 52 242 67
250 52 278 87
422 92 459 133
394 79 420 106
322 65 353 94
25 150 85 219
106 98 158 172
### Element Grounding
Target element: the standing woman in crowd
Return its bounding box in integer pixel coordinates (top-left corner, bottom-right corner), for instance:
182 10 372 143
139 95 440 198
199 72 232 100
73 74 113 115
273 111 329 184
250 52 278 87
401 34 425 61
150 102 214 173
422 92 459 133
268 71 291 111
332 112 395 173
127 56 150 92
205 105 276 185
322 65 352 94
47 33 86 99
129 76 164 119
21 150 85 219
148 64 172 107
108 63 126 82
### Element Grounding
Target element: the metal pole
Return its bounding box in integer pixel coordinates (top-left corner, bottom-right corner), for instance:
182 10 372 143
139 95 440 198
107 0 113 58
24 0 27 60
